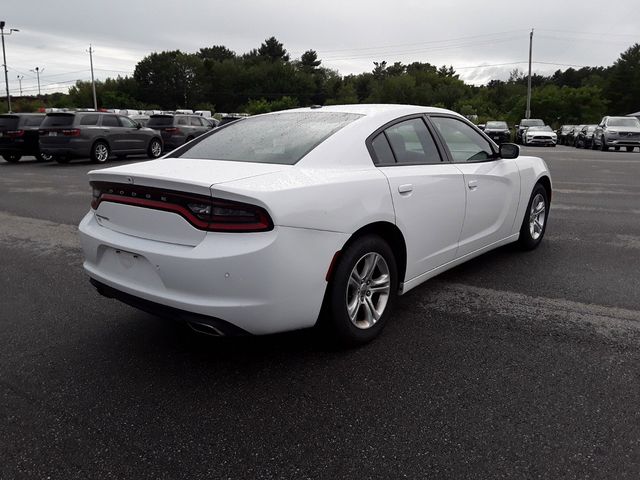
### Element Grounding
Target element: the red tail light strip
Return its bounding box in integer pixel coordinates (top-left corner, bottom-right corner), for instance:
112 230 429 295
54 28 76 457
91 182 273 233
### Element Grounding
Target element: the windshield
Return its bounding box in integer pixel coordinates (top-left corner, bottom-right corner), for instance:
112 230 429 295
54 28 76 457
175 112 363 165
0 116 19 129
520 119 545 127
147 116 174 127
41 114 75 127
608 117 640 127
527 126 553 132
486 121 507 129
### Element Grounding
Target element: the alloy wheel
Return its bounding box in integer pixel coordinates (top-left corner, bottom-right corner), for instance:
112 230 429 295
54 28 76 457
529 193 546 240
345 252 391 329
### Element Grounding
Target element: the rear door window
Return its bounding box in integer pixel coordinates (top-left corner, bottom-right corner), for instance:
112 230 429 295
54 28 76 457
383 118 442 165
190 116 203 126
147 116 174 127
80 115 99 126
101 115 119 127
176 116 188 126
370 133 395 165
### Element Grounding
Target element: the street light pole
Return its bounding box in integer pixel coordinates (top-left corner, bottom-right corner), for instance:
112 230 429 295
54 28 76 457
0 21 19 112
16 74 22 96
88 45 97 110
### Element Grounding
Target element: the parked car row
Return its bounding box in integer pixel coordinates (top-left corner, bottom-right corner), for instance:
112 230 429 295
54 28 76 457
480 118 557 147
0 111 221 164
556 116 640 151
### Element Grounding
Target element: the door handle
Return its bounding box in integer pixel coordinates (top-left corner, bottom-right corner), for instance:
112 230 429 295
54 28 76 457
468 180 478 190
398 184 413 194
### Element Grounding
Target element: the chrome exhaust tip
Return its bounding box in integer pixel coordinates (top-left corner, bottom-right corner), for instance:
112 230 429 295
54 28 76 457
187 321 225 337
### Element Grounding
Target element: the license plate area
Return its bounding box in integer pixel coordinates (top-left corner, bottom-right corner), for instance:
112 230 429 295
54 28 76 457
49 131 58 136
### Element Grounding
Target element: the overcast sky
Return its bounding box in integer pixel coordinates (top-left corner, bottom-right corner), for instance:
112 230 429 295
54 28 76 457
2 0 639 97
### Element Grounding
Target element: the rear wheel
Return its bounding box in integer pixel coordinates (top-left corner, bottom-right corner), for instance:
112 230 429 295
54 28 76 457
519 183 549 250
147 138 163 159
626 146 634 152
324 235 398 346
2 153 21 163
91 141 110 163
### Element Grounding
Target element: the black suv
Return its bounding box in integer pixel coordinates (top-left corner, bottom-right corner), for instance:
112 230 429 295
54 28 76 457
0 113 51 162
39 112 164 164
515 118 545 144
483 121 511 144
146 114 214 151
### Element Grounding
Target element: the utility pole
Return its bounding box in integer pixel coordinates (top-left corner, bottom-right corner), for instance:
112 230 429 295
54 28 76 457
30 67 43 96
16 74 22 96
525 28 534 120
0 21 19 112
88 44 97 110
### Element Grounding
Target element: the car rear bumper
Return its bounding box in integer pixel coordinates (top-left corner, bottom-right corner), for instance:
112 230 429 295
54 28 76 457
78 211 348 335
40 139 92 157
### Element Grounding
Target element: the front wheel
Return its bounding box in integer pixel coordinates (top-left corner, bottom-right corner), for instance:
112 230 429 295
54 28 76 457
147 138 163 159
519 183 549 250
2 153 21 163
324 235 398 346
91 141 110 163
600 137 608 151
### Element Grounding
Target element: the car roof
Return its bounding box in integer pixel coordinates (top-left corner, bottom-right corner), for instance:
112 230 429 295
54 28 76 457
284 104 455 118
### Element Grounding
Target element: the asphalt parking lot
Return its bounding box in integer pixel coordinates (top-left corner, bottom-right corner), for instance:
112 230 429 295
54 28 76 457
1 146 640 479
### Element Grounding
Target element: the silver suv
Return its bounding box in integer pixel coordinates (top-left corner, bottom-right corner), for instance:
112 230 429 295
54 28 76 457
592 116 640 152
39 112 164 164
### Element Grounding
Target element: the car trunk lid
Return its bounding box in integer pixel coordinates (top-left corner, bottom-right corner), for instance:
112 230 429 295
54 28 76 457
88 158 286 245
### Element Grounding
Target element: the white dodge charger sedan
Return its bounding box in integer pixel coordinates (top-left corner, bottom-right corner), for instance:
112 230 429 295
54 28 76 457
79 104 551 345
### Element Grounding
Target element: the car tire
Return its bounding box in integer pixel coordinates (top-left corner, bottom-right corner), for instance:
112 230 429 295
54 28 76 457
324 235 398 346
147 138 163 159
518 183 549 251
2 153 21 163
626 146 634 152
91 141 110 164
36 152 53 162
600 137 608 151
54 155 71 164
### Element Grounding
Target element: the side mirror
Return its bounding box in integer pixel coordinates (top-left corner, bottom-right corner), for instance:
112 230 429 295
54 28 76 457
136 123 142 129
499 143 519 159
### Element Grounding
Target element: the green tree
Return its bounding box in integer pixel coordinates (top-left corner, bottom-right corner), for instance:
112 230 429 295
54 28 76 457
258 37 290 62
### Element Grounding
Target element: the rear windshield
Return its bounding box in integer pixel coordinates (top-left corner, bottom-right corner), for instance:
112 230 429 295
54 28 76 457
0 116 19 129
520 119 545 127
147 116 174 127
41 114 75 127
486 121 507 129
608 117 640 127
175 112 363 165
21 116 45 127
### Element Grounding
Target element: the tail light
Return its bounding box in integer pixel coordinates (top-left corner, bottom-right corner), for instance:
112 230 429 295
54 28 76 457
90 182 273 232
6 130 25 138
62 129 81 136
164 127 179 134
